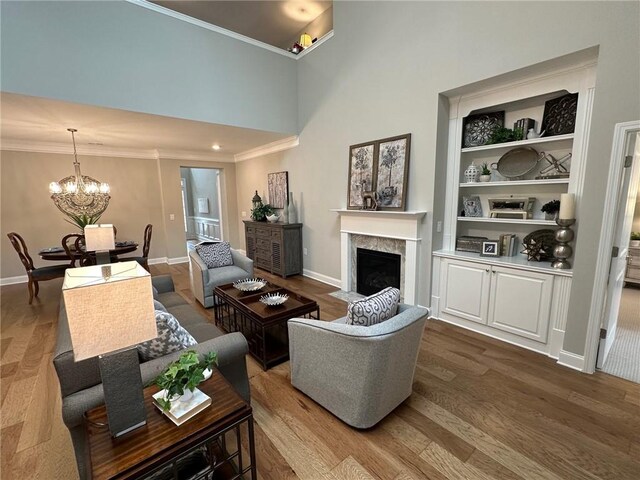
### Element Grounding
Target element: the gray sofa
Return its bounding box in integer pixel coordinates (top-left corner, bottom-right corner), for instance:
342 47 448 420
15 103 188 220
288 304 428 429
189 246 254 308
53 274 250 480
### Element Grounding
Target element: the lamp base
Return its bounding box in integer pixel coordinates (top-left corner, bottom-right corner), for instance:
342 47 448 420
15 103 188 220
99 347 147 437
96 251 111 265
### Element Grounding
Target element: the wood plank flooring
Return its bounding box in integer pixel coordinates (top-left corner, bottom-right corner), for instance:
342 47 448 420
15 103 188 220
1 264 639 479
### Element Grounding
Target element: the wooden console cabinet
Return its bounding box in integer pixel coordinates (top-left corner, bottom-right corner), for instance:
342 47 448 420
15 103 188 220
244 221 303 278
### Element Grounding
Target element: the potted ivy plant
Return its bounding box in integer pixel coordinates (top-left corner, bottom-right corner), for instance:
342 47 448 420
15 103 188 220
479 163 492 182
631 232 640 247
541 200 561 221
250 203 274 222
155 350 217 411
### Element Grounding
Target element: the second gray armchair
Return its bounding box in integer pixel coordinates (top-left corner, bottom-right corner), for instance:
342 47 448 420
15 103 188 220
189 243 254 307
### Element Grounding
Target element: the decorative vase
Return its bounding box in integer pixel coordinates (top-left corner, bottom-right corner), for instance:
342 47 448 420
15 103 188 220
545 212 558 221
283 196 290 223
630 240 640 247
464 164 479 183
479 174 491 183
287 191 297 223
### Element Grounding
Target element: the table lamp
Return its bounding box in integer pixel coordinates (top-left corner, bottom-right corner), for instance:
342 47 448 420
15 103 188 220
84 224 115 265
63 261 157 437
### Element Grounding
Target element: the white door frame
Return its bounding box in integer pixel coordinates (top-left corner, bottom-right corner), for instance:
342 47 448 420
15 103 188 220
583 120 640 373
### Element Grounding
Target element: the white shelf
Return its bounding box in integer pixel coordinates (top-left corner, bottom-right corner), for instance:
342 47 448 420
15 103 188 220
461 134 574 153
433 250 572 277
458 217 557 226
459 178 569 188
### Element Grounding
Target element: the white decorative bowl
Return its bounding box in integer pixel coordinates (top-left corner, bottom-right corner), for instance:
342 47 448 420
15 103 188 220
266 214 280 223
259 292 289 306
233 278 267 292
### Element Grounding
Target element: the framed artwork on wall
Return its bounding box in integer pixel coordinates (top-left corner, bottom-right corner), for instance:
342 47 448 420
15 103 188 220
347 142 376 209
267 171 289 209
197 197 209 214
374 134 411 210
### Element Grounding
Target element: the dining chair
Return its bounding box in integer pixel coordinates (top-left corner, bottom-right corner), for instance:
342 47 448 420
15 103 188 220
7 232 70 304
62 233 94 267
118 224 152 271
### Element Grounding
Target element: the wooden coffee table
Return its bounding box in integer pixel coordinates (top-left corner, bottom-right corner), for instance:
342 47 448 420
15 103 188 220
213 282 320 370
85 369 256 480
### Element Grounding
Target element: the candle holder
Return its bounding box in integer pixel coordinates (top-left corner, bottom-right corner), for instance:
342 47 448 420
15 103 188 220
551 218 576 269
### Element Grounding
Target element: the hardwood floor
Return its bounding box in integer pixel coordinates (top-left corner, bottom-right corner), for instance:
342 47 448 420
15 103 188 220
1 264 639 479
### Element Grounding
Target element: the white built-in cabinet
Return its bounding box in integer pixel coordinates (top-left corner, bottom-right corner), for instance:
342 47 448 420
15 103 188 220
432 54 596 360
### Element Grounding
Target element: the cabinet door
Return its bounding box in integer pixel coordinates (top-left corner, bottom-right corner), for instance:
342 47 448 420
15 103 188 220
441 259 491 324
488 267 553 342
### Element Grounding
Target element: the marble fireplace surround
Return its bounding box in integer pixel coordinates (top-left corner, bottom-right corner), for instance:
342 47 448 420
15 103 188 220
332 209 427 305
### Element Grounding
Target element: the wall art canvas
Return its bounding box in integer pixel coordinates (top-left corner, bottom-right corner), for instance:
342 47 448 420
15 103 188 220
347 143 376 209
462 111 504 147
374 134 411 210
197 197 209 214
541 93 579 136
267 171 289 209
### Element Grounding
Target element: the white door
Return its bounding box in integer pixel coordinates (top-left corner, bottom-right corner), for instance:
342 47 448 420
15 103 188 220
488 266 553 343
441 259 491 324
599 132 640 367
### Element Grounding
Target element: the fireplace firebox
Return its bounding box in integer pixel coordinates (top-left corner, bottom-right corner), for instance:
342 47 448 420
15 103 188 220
356 248 401 296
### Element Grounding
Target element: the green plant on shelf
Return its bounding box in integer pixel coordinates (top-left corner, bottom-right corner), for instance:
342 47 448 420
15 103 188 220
487 127 524 145
631 232 640 241
481 163 491 175
250 203 274 221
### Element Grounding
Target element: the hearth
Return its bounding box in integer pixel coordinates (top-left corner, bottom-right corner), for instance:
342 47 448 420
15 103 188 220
356 248 401 296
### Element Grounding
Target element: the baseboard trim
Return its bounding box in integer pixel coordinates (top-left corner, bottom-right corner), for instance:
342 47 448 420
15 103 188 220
302 269 341 288
0 275 28 286
557 350 586 372
168 256 189 265
148 257 168 265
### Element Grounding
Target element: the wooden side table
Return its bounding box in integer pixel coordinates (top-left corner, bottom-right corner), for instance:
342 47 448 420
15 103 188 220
85 369 256 480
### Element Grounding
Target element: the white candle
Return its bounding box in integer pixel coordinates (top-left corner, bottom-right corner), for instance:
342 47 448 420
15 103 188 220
559 193 575 219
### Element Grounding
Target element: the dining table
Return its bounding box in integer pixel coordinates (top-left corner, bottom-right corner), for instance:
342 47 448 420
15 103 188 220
39 241 138 261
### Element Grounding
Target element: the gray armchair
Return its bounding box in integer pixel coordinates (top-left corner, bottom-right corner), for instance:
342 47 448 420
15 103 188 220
189 246 254 308
288 304 428 429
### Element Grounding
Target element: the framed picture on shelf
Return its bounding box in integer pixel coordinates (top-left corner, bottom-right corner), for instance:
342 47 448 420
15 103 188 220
481 240 501 257
267 171 289 209
462 111 504 147
347 142 376 209
374 134 411 210
541 93 579 136
462 195 483 217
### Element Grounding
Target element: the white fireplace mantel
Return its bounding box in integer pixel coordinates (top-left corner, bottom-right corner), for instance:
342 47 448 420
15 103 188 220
332 209 427 304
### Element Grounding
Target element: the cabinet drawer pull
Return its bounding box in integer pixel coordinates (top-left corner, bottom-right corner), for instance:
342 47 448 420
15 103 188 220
485 269 490 273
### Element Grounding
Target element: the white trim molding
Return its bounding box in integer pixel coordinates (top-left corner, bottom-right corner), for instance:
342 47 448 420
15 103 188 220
583 120 640 373
303 268 341 288
557 350 586 372
168 256 189 265
0 275 28 286
234 136 299 162
148 257 169 266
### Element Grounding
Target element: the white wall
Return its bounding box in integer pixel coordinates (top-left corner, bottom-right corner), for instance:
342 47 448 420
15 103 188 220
0 0 298 135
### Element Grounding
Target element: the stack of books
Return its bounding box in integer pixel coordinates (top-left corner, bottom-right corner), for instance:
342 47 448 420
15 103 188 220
514 118 536 140
152 388 212 426
499 234 518 257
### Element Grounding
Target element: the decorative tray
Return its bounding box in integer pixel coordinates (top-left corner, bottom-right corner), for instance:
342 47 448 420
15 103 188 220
259 292 289 306
233 278 267 292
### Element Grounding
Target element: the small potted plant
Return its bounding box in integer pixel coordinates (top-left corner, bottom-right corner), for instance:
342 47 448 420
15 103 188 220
541 200 561 221
250 203 274 221
479 163 492 182
631 232 640 247
155 350 217 411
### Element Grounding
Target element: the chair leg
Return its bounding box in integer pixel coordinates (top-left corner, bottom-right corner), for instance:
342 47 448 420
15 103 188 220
34 281 40 297
28 279 34 305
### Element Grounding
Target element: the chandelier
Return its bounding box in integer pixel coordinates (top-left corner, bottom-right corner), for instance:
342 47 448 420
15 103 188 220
49 129 110 218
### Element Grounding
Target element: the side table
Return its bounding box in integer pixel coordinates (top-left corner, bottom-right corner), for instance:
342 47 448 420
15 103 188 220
85 369 256 480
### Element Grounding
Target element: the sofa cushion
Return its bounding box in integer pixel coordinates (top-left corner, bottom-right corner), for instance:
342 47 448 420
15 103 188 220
204 265 252 291
185 323 225 343
346 287 400 326
156 291 187 308
167 304 208 328
137 311 197 361
196 242 233 268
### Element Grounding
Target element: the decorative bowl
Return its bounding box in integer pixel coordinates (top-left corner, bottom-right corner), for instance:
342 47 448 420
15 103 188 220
266 214 280 223
259 292 289 306
233 278 267 292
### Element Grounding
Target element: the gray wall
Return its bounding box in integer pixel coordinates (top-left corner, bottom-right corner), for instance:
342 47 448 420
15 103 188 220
236 1 640 358
0 0 298 134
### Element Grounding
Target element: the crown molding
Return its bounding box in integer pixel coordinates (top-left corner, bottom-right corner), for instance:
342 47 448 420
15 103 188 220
296 31 334 59
0 139 234 163
126 0 298 59
0 139 158 159
234 136 299 162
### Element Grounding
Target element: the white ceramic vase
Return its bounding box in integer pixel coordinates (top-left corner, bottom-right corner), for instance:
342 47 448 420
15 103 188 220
464 165 479 183
287 191 297 223
479 174 491 183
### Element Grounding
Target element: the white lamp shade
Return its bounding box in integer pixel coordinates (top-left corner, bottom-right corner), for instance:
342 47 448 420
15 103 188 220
84 224 115 251
62 261 157 361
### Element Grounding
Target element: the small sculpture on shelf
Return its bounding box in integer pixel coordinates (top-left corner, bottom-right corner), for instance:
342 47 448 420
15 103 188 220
541 200 560 221
361 188 378 211
521 238 549 262
250 191 274 221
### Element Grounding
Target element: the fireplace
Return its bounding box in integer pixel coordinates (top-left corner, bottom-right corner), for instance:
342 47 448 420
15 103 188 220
356 248 401 296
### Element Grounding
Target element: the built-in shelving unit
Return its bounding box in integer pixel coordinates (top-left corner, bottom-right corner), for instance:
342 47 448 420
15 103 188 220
457 217 556 226
461 133 574 153
459 178 569 188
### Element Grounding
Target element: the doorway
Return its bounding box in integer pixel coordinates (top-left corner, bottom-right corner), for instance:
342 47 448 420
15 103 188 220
594 125 640 383
179 167 224 251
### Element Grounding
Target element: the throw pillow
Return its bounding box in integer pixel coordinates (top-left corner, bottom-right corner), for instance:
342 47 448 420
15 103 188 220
153 299 167 312
347 287 400 326
195 242 233 269
137 311 197 361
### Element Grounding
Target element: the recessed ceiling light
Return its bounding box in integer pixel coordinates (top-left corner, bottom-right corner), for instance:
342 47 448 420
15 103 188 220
212 144 221 150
